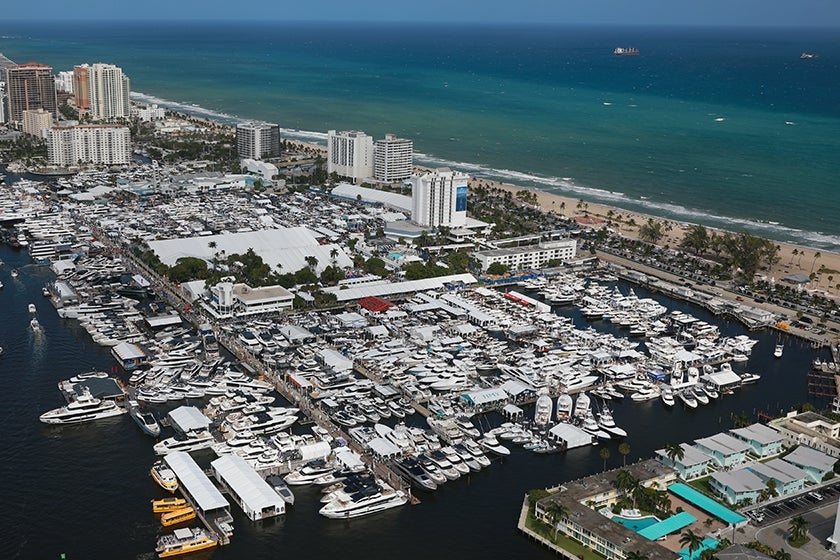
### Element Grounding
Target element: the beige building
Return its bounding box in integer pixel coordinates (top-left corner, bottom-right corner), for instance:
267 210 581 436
21 108 53 137
770 410 840 457
6 62 57 123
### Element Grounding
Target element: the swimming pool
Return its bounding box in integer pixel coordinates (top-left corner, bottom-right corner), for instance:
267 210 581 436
612 515 660 532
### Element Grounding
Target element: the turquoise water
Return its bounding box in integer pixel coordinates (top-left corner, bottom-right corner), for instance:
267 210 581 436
612 515 660 532
2 22 839 249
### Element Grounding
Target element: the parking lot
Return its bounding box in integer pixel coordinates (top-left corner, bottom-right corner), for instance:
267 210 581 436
746 484 838 526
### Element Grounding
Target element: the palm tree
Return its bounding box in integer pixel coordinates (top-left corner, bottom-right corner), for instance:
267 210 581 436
774 550 791 560
544 501 568 540
664 442 685 466
789 248 798 266
811 251 821 273
600 447 611 471
788 515 809 543
616 469 637 492
618 442 631 466
679 529 704 560
625 551 649 560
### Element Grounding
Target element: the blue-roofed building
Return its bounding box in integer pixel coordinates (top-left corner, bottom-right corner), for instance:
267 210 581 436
747 458 807 496
710 469 765 506
694 433 751 468
783 445 837 483
729 423 785 458
668 482 747 524
656 443 714 480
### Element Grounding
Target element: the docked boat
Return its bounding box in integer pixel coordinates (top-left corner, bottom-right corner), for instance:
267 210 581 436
391 456 438 491
739 372 761 384
151 460 179 493
692 385 709 405
478 433 511 456
153 430 214 456
39 390 127 425
129 400 161 437
265 474 296 505
556 392 573 421
160 507 196 527
534 388 553 427
151 496 187 513
597 408 627 438
318 481 407 519
155 527 218 558
660 385 675 407
284 459 335 486
678 389 698 409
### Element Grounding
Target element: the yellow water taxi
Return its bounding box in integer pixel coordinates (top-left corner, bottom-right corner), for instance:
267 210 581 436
151 461 179 493
160 506 196 527
152 496 187 514
156 527 217 558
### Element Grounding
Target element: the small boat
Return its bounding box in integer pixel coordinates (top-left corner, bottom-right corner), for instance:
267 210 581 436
151 496 187 513
30 317 41 332
774 344 783 358
151 461 179 493
800 52 818 59
129 400 161 437
678 389 698 409
739 372 761 384
160 506 195 527
155 527 217 558
614 47 639 56
660 385 675 407
10 269 18 278
42 286 51 297
28 303 37 314
265 474 296 505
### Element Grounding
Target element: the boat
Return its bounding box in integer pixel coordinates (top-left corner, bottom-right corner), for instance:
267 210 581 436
10 268 18 278
39 390 127 424
701 384 719 400
478 433 511 456
151 460 179 493
391 456 438 491
42 286 50 297
155 527 218 558
660 385 675 407
597 408 627 438
160 507 196 527
800 52 818 59
265 474 296 505
28 303 37 314
30 317 41 332
129 400 161 437
151 496 187 513
534 388 553 427
678 389 698 409
774 344 783 358
739 372 761 384
284 459 335 486
692 385 709 406
153 430 214 456
318 481 407 519
614 47 639 56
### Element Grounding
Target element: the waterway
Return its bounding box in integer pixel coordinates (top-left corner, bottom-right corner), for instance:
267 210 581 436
0 243 829 559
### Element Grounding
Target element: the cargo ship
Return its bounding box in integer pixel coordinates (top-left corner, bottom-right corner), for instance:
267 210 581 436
614 47 639 56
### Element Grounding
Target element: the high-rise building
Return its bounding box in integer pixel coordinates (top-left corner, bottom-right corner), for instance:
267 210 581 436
47 124 131 166
72 65 90 112
56 71 74 94
0 81 6 124
22 108 53 137
327 130 374 181
6 62 58 123
77 63 131 120
410 167 469 228
374 133 413 182
236 121 280 160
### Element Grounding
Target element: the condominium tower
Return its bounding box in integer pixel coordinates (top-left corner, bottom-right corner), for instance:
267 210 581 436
5 62 58 123
236 121 280 160
47 125 131 166
327 130 374 181
74 63 131 120
374 133 413 182
410 167 469 228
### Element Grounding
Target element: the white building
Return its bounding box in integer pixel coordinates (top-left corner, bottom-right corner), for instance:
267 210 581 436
236 121 280 160
47 124 131 166
327 130 374 181
56 70 74 93
87 63 131 120
137 104 166 122
241 158 278 182
21 108 53 138
410 167 469 228
473 238 577 272
0 81 5 123
374 133 413 182
208 282 294 318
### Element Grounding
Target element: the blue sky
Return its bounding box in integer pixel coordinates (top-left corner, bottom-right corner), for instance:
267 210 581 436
4 0 840 26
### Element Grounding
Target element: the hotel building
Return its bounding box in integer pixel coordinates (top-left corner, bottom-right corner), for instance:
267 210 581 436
473 237 577 272
236 121 280 160
86 63 131 120
72 65 90 112
327 130 374 181
47 124 131 166
410 167 469 228
6 62 58 123
374 133 413 182
21 108 53 137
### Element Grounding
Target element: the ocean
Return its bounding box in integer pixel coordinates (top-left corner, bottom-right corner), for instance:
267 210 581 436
1 22 839 249
0 241 831 559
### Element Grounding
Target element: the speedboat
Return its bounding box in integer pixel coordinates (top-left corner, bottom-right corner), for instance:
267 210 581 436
150 461 179 493
739 372 761 384
129 400 161 437
774 344 783 358
39 390 127 425
392 457 438 491
155 527 217 557
678 389 698 409
660 385 675 407
266 474 296 505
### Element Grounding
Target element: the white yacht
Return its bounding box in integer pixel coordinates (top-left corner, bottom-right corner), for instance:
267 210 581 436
774 344 783 358
128 400 161 437
284 459 335 486
597 408 627 438
153 430 214 455
39 390 127 425
660 385 675 407
318 481 407 519
678 389 698 409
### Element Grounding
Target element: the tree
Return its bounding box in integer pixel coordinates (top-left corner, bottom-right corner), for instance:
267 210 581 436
679 529 704 560
600 447 611 471
486 262 509 276
618 442 631 466
364 257 388 277
638 218 666 245
811 252 821 273
625 552 649 560
788 515 809 544
615 469 637 492
305 255 319 271
664 442 685 466
680 224 710 255
544 501 568 540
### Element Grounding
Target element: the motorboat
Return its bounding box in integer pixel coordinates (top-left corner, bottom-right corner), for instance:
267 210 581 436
701 384 719 399
692 386 709 406
151 496 187 513
597 408 627 438
774 344 783 358
318 481 407 519
129 400 161 437
28 303 37 314
581 412 611 440
150 460 179 493
153 430 214 456
265 474 296 505
414 454 448 485
160 507 196 527
678 389 698 409
630 385 659 402
391 457 438 491
478 433 511 456
534 389 553 427
739 372 761 384
556 392 573 421
660 385 675 407
39 390 127 425
155 527 218 557
284 459 335 486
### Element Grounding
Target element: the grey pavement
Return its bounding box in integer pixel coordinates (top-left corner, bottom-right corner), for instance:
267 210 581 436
750 500 839 560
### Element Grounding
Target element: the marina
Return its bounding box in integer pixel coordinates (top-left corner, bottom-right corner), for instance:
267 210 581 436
0 171 838 558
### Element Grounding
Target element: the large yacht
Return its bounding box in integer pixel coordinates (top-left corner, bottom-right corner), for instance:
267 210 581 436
153 430 214 456
39 390 127 425
318 481 408 519
155 527 218 557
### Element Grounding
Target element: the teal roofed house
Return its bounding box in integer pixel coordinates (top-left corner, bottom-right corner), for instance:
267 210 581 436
729 423 785 458
694 433 750 468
